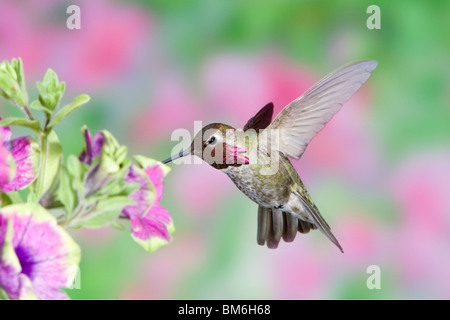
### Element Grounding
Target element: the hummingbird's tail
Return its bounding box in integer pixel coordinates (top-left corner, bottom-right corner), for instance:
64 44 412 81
256 195 344 253
257 206 317 249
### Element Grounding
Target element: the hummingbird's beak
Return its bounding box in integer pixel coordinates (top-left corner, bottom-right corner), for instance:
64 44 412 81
161 150 190 164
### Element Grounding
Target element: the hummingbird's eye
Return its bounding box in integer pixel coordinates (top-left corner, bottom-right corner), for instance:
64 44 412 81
208 136 216 144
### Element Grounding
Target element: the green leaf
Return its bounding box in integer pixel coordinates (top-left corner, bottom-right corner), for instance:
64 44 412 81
57 166 77 215
35 130 63 199
0 71 16 98
79 196 135 228
66 154 87 202
0 88 8 100
100 153 120 174
0 192 13 208
0 72 27 107
30 99 52 116
11 58 26 94
0 58 28 107
0 288 10 300
110 220 125 230
67 154 88 182
36 69 65 111
0 117 40 132
26 189 37 202
4 191 22 204
114 145 128 166
48 94 90 129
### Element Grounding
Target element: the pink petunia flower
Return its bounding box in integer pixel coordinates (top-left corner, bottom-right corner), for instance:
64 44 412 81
0 132 12 190
79 127 174 251
0 203 80 300
0 124 39 193
122 160 174 252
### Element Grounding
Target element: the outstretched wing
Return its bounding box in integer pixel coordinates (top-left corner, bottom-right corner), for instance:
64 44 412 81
243 102 274 131
264 60 378 159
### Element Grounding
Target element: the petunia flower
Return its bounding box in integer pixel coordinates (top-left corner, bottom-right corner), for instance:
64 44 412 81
122 157 174 252
0 132 13 191
78 126 128 197
0 124 39 193
0 203 81 300
77 128 174 250
78 127 104 166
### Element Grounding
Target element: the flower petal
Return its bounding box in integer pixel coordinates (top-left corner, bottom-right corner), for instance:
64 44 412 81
2 136 39 192
0 203 81 300
79 128 106 165
0 215 37 299
0 138 13 189
144 165 165 205
130 205 174 252
122 165 155 220
133 155 171 177
133 156 171 207
0 125 11 142
92 132 105 158
123 158 174 252
78 127 93 165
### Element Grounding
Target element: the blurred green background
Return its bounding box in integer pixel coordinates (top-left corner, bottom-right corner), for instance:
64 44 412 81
1 0 449 299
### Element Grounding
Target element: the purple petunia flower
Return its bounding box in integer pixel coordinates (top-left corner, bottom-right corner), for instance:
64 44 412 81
78 127 174 251
78 127 121 196
79 127 105 166
0 203 80 300
0 124 39 193
0 133 12 191
122 159 174 252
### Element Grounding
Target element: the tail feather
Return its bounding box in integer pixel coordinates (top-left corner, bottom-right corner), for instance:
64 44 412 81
256 205 322 249
298 220 316 234
267 209 283 248
282 211 298 242
257 206 281 248
257 206 269 246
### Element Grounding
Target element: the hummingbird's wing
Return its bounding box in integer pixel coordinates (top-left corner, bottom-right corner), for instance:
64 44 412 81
243 102 274 131
263 60 378 160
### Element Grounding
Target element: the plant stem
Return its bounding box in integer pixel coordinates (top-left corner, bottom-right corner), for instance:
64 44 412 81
59 203 88 228
22 105 35 121
71 206 97 225
35 130 48 198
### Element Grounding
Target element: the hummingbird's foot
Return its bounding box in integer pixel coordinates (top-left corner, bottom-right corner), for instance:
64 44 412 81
274 204 284 209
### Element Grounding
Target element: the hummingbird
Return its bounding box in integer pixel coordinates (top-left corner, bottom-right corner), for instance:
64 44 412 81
162 61 378 252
